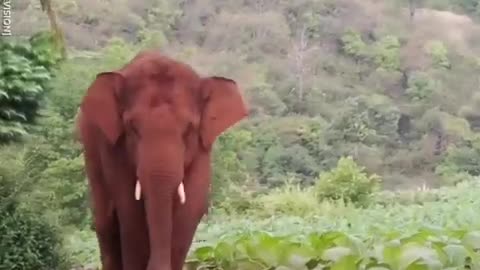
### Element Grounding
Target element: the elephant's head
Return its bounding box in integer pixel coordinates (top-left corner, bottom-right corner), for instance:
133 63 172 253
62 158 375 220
79 51 248 263
81 51 247 168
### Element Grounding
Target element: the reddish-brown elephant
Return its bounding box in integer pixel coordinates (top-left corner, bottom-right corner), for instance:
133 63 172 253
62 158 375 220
75 50 248 270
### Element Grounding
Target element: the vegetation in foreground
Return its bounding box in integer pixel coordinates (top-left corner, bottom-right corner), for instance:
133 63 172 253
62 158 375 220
187 229 480 269
61 180 480 269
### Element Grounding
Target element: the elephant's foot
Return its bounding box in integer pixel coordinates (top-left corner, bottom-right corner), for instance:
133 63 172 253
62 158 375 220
147 260 171 270
102 255 123 270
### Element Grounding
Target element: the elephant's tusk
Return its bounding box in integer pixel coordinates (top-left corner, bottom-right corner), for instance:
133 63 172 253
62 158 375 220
135 180 141 200
134 180 186 204
178 182 186 204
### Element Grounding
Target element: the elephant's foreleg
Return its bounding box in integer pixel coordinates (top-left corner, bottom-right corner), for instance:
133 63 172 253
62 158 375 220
92 203 122 270
83 145 123 270
112 176 150 270
171 154 211 270
100 150 150 270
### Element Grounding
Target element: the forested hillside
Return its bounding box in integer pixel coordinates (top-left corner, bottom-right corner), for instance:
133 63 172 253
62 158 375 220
10 0 480 189
4 0 480 269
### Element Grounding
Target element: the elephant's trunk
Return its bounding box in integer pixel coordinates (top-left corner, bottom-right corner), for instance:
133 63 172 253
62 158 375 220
134 112 186 268
136 137 185 269
141 171 183 269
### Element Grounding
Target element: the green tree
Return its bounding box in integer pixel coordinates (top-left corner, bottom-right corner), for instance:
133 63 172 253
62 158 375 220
340 29 370 63
0 146 68 270
39 0 67 58
373 35 401 71
212 129 253 203
424 40 450 69
0 33 61 143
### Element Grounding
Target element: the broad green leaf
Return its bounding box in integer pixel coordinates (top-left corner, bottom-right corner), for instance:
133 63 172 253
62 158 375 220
0 90 8 98
404 261 430 270
443 244 469 266
462 231 480 250
235 259 267 270
193 246 214 261
245 233 282 266
282 244 315 268
398 244 442 270
382 244 401 268
214 241 235 261
322 246 352 262
330 254 358 270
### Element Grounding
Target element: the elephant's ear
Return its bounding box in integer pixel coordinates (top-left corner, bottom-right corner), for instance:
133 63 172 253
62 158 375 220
199 76 248 150
80 72 125 145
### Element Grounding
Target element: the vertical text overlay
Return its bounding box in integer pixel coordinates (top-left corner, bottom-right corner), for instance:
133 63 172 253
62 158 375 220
1 0 12 36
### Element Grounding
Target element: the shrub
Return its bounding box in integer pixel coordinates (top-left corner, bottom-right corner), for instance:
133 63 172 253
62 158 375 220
435 144 480 178
0 145 67 269
405 72 437 102
340 29 369 61
212 129 253 203
18 111 87 229
0 204 67 270
424 40 450 69
0 31 62 143
315 156 381 206
0 145 24 207
372 35 401 71
214 181 259 216
327 95 400 146
253 181 319 218
63 230 100 269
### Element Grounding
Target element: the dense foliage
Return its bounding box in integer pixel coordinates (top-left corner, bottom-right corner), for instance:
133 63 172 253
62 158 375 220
194 181 480 243
0 146 67 270
0 31 62 143
0 205 66 270
184 181 480 269
4 0 480 269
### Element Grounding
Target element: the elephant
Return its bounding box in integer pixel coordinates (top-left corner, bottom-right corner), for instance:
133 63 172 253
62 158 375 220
75 50 249 270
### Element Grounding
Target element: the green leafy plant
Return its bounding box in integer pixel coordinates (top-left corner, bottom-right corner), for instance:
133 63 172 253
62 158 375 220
0 31 62 143
424 40 450 69
405 72 437 102
186 229 480 269
0 204 68 270
20 111 87 228
373 35 401 71
315 156 381 206
340 29 370 62
253 180 319 218
436 144 480 177
212 129 253 202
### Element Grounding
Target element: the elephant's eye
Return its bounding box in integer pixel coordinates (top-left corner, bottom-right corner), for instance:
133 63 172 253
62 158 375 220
124 116 141 138
182 122 193 142
131 125 140 138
